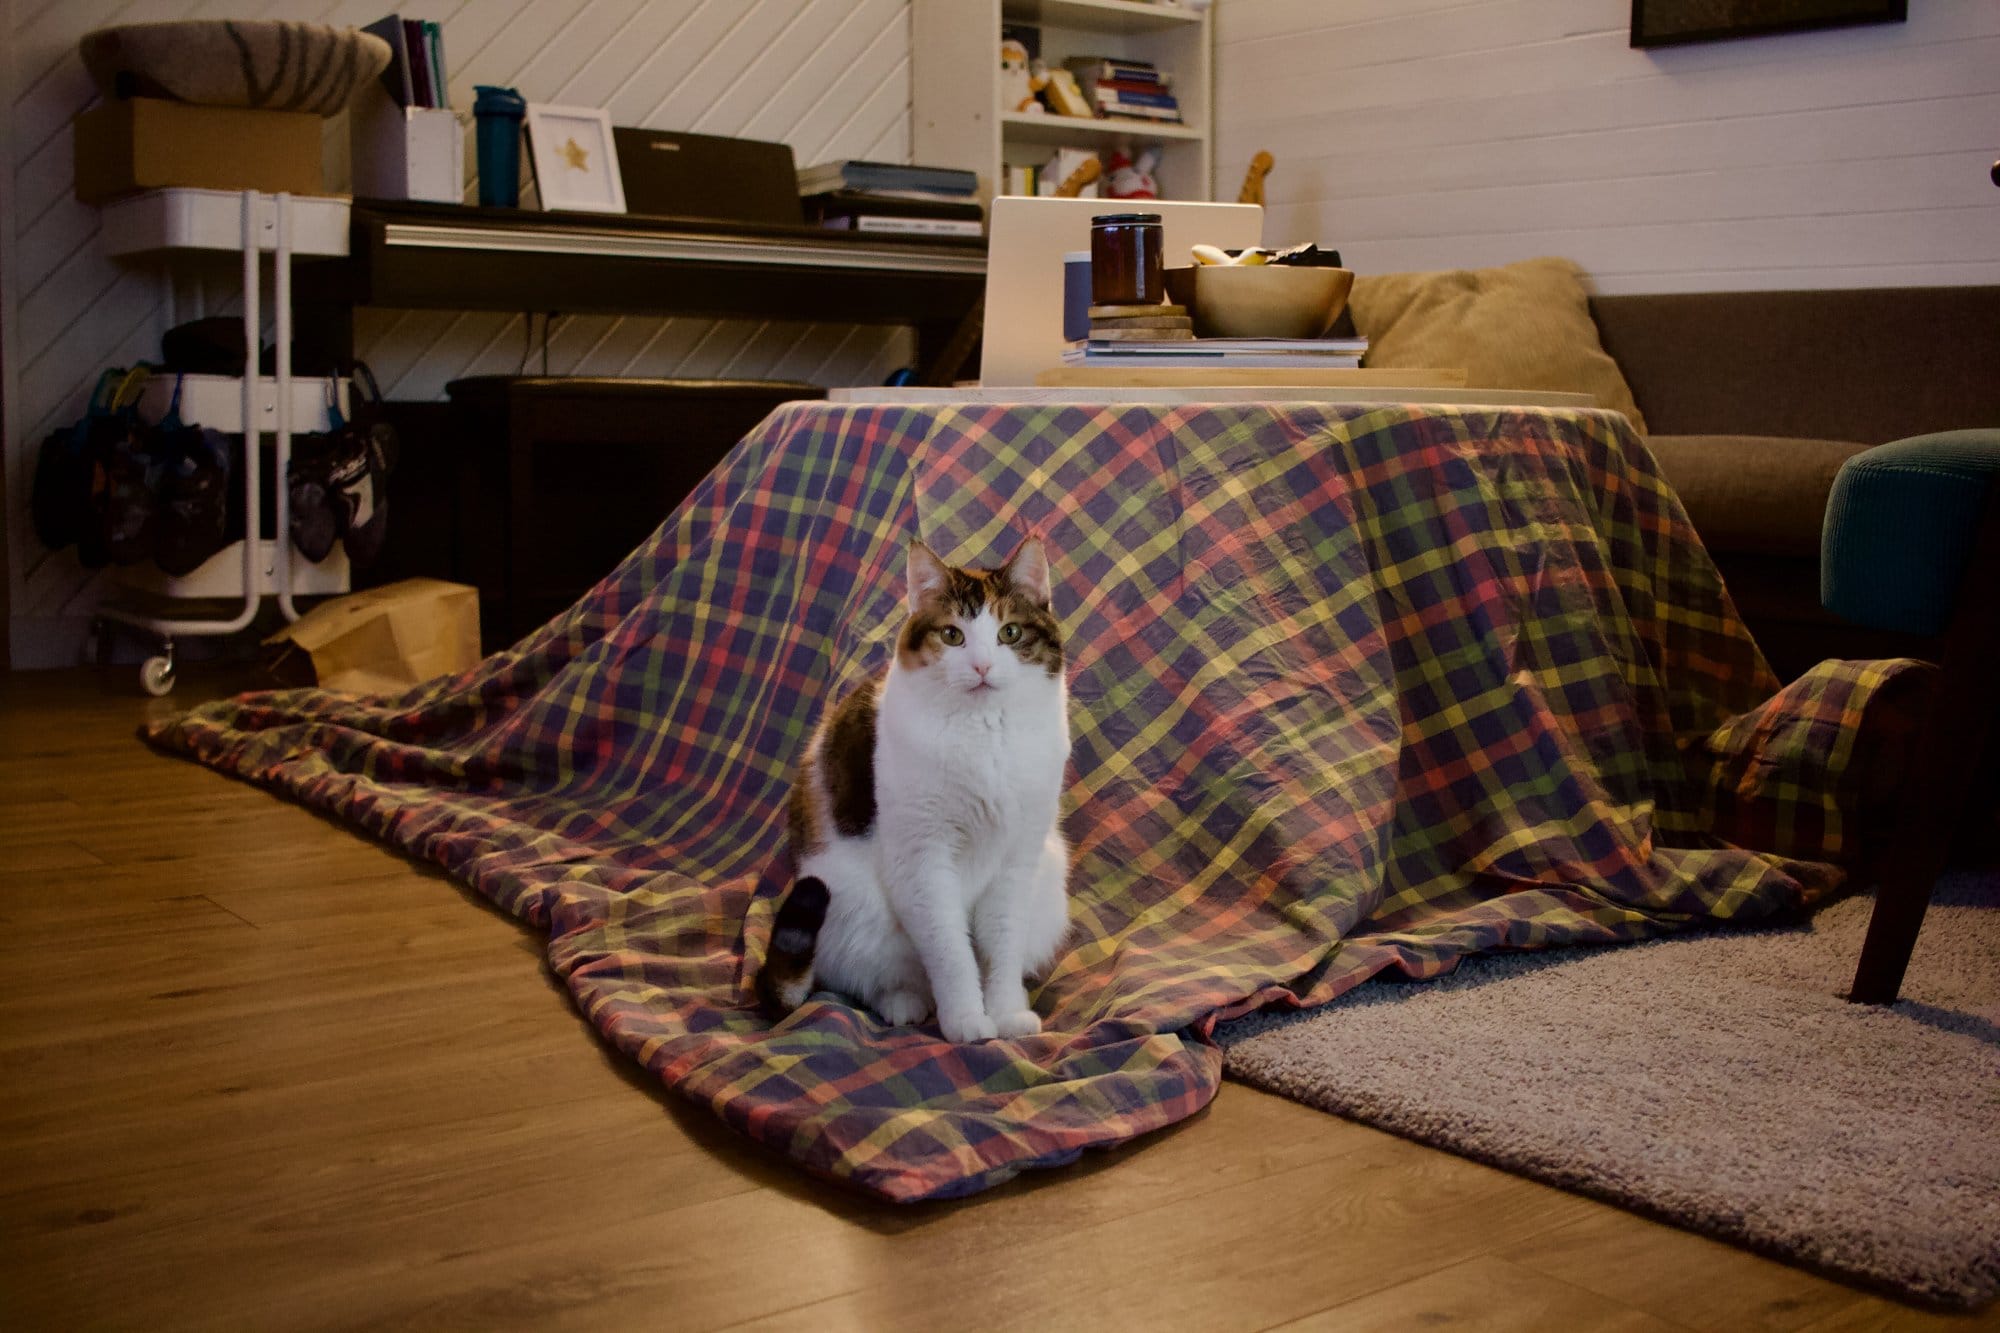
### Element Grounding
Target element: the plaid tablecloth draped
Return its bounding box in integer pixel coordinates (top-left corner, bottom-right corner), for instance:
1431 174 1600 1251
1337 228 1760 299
144 401 1917 1201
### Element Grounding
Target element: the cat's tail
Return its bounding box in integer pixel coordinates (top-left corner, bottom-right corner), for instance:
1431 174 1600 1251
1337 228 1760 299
755 876 829 1018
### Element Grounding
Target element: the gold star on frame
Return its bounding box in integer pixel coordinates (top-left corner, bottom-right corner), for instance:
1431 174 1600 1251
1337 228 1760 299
561 136 590 171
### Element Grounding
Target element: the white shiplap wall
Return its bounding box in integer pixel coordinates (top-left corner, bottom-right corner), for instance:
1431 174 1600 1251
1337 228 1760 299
1214 0 2000 294
4 0 917 667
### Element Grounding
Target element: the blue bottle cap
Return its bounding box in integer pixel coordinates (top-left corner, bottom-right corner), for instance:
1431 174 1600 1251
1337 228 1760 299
473 85 526 117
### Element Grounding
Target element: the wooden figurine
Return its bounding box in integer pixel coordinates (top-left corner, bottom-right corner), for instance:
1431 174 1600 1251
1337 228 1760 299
1238 150 1274 206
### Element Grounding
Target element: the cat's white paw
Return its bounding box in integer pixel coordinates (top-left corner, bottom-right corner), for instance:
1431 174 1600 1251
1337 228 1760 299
876 989 931 1027
939 1009 999 1043
991 1009 1042 1039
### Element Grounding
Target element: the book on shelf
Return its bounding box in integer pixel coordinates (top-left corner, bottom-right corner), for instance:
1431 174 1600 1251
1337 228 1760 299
362 16 414 106
1065 57 1171 89
804 190 983 222
1063 58 1184 123
797 159 978 198
1097 100 1185 124
1090 81 1179 107
423 21 446 106
819 215 983 237
403 20 431 106
366 14 449 108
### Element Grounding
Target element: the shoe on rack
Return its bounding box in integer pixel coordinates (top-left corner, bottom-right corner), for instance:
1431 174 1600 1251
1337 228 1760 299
288 433 342 562
153 427 232 576
335 422 395 570
99 421 162 565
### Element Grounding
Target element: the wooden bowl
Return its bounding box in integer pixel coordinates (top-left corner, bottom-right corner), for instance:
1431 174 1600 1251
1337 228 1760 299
80 21 392 116
1164 264 1355 339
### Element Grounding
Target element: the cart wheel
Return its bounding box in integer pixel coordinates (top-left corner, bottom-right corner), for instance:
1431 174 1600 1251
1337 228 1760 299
140 655 176 697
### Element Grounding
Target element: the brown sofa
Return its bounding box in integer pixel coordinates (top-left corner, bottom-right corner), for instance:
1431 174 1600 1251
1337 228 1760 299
1587 286 2000 680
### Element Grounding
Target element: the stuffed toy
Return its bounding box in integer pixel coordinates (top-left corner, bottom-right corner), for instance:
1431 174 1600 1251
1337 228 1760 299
1000 39 1047 114
1105 147 1160 199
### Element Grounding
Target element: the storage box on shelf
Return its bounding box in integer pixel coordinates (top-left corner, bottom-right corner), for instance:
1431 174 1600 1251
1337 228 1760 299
73 98 324 204
913 0 1212 203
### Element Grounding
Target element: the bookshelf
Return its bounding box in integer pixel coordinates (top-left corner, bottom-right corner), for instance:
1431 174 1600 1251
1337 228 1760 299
912 0 1214 205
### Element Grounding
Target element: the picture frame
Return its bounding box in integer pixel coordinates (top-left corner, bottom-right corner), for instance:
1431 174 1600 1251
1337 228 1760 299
523 103 626 214
1630 0 1906 49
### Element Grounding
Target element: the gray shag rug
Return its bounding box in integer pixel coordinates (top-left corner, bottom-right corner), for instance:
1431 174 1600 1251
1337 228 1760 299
1217 874 2000 1310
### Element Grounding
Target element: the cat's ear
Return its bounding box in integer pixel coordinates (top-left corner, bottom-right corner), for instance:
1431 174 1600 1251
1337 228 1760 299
1006 535 1052 605
907 538 948 611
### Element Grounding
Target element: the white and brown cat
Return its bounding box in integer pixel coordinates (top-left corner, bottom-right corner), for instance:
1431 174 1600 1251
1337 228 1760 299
758 536 1072 1042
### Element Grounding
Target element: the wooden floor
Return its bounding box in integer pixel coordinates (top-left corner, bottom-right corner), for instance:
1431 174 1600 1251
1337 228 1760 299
1 665 1993 1333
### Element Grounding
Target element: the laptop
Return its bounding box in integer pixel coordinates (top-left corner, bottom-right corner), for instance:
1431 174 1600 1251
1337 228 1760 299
980 195 1264 386
612 127 804 226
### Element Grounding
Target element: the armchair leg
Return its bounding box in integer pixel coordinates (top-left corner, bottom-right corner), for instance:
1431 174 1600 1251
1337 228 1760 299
1848 817 1951 1003
1848 482 2000 1004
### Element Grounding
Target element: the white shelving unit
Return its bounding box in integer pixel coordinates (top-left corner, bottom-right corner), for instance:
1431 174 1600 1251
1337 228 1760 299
913 0 1214 203
94 188 353 696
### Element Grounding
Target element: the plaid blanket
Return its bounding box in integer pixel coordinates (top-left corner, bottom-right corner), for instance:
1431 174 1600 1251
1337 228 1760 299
145 401 1916 1201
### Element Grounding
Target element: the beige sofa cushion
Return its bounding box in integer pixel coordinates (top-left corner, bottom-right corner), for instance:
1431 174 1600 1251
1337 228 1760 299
1351 257 1647 432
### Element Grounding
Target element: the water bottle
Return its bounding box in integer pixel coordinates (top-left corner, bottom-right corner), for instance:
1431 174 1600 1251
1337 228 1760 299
473 85 527 208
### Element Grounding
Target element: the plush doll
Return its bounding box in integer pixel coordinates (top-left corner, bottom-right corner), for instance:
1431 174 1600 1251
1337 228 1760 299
1024 58 1052 112
1000 39 1046 114
1105 147 1160 199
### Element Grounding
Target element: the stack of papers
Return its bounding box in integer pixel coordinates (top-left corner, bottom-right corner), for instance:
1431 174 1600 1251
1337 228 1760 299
1063 336 1370 370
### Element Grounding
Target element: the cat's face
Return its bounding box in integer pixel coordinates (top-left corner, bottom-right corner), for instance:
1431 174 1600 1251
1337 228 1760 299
896 537 1064 697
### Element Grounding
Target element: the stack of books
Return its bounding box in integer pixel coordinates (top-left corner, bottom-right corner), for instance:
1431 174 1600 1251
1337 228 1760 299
1063 57 1183 124
1090 302 1193 341
798 160 983 238
1061 335 1371 371
364 14 449 108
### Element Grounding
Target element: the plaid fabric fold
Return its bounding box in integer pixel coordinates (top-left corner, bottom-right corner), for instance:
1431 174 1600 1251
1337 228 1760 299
145 401 1918 1200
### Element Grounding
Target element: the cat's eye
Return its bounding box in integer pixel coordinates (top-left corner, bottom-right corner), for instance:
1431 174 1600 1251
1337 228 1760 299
938 625 964 646
998 622 1023 644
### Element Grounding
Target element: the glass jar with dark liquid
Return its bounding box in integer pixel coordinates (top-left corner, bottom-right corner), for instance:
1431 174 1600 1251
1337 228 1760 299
1090 212 1164 306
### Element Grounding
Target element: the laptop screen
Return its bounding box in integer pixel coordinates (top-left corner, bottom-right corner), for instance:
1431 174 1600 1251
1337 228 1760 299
980 196 1263 386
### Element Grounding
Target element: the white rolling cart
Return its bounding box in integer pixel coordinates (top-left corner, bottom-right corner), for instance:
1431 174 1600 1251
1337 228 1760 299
93 188 353 696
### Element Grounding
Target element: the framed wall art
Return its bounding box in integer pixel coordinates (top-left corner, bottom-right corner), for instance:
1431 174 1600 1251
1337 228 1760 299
524 103 626 214
1630 0 1907 49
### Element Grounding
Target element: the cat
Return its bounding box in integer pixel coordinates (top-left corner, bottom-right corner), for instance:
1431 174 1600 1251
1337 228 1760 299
758 535 1073 1043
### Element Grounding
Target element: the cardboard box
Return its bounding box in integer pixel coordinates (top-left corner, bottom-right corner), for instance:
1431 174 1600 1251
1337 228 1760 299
74 97 324 204
262 579 482 695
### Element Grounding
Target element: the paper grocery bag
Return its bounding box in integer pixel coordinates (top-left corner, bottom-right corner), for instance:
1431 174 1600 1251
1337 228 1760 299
262 579 481 694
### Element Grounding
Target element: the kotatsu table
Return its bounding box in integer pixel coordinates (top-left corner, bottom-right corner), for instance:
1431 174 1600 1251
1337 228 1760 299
143 399 1916 1201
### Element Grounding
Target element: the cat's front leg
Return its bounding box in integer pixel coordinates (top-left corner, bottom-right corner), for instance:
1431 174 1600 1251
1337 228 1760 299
974 834 1072 1039
886 859 995 1043
974 885 1041 1039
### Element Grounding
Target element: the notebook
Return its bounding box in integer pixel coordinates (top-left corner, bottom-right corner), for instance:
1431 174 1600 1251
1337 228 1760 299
612 128 804 226
980 195 1263 386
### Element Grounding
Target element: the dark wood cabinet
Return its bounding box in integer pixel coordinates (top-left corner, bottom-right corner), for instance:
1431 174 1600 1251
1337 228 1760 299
440 376 824 650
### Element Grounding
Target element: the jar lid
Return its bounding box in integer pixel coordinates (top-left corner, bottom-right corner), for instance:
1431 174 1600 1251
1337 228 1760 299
1090 212 1162 225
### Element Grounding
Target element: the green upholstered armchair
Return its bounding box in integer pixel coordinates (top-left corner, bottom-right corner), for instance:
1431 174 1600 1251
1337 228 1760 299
1821 429 2000 1004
